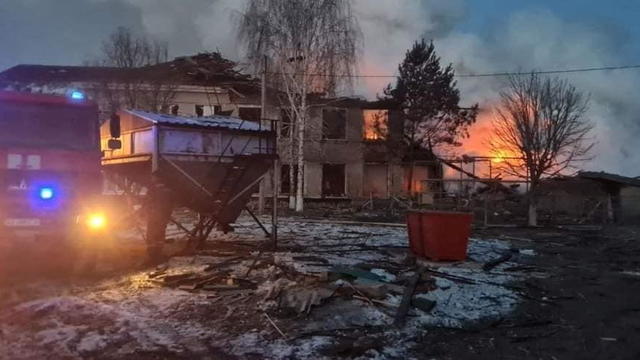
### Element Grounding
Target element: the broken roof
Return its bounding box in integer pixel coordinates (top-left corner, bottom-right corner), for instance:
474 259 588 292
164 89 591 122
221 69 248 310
126 109 266 131
578 171 640 187
0 52 258 90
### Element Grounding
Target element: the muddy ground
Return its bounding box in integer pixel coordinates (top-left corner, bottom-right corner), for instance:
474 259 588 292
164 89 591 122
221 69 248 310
0 218 639 360
417 225 640 360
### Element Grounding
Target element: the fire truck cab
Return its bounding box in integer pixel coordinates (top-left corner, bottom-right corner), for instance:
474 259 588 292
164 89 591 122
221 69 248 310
0 91 107 271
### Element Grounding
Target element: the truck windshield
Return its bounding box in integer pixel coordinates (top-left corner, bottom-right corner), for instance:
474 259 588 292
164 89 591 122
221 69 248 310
0 101 98 150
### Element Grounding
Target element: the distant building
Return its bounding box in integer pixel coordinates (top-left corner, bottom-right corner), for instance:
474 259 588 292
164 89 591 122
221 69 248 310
578 171 640 224
0 53 271 123
537 171 640 224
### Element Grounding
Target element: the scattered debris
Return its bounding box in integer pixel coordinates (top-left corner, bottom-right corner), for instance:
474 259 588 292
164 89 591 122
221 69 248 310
394 269 424 327
0 217 534 359
483 249 517 271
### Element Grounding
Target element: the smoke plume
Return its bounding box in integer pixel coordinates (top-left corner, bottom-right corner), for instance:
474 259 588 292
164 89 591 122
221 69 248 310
0 0 637 175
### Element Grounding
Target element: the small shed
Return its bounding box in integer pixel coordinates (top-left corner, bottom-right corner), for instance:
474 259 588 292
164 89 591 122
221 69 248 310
537 177 611 223
578 171 640 224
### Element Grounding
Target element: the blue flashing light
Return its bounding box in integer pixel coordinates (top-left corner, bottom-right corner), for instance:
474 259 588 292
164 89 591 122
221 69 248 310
39 187 54 200
70 91 85 100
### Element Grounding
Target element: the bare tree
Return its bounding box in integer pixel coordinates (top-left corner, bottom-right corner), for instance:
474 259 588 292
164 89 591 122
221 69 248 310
490 73 594 226
238 0 361 211
90 27 177 115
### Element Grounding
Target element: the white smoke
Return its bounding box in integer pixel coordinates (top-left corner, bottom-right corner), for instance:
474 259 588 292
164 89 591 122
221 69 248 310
0 0 637 175
350 3 640 176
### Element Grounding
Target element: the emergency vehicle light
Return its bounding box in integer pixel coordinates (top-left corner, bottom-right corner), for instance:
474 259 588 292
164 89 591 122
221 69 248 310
70 91 85 100
39 187 54 200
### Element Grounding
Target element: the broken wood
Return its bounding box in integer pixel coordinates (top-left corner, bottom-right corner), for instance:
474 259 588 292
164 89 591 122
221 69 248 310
394 268 424 327
353 295 394 308
424 269 476 285
483 251 514 271
203 256 245 271
201 284 241 291
264 312 287 339
243 250 264 278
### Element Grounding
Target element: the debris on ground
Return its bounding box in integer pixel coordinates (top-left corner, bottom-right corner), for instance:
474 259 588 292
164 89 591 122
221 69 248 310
0 216 541 359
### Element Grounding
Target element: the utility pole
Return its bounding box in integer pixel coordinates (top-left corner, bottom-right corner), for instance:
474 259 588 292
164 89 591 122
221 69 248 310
258 55 268 214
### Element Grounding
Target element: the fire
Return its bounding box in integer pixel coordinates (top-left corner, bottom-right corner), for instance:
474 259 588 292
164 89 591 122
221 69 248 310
491 150 508 163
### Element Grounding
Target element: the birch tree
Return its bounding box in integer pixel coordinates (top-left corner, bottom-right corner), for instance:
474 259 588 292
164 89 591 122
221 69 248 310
490 73 594 226
238 0 361 211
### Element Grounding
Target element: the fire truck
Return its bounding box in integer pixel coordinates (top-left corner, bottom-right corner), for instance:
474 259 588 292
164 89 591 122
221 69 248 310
0 90 110 274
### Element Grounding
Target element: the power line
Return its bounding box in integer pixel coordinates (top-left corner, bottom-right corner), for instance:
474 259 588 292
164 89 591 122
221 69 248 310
456 64 640 78
265 64 640 79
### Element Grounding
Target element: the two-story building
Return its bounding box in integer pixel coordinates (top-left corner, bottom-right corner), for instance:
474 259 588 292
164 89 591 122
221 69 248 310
272 97 442 201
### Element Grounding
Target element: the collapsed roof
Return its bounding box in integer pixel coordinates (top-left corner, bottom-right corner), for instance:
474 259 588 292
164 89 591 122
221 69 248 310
0 52 259 93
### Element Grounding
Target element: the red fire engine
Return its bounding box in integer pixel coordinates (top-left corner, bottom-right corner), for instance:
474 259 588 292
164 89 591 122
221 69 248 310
0 91 109 273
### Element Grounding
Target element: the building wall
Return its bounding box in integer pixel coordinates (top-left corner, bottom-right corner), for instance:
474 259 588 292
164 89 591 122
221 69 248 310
620 186 640 223
363 164 389 198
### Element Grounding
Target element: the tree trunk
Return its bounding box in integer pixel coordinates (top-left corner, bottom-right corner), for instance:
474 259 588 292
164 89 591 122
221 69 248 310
407 161 414 195
288 119 296 210
527 186 538 226
295 104 305 212
528 201 538 227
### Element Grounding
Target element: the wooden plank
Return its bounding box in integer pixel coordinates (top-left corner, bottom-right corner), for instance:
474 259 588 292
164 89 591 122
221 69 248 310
394 268 424 327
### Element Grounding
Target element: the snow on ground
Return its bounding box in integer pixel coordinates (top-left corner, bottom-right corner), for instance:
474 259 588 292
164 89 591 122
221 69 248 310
0 216 537 359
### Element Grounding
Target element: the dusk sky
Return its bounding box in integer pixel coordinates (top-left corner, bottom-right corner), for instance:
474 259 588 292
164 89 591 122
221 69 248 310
0 0 639 174
1 0 638 71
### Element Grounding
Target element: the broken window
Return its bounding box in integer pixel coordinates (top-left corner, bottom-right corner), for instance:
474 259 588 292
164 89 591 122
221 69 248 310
322 108 346 139
363 109 388 140
238 107 261 123
322 164 346 197
195 105 204 117
171 105 179 115
280 108 292 137
281 164 301 194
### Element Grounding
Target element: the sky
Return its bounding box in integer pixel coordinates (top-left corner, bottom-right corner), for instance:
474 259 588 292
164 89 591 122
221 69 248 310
0 0 639 176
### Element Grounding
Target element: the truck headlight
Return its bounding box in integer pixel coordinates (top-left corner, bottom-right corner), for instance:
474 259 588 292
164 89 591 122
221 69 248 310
86 213 106 230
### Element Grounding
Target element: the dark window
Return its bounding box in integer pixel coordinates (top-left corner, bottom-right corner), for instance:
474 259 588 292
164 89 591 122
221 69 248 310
213 105 222 115
322 164 346 197
322 108 346 139
238 107 261 122
195 105 204 117
171 105 179 115
280 108 292 137
281 164 301 194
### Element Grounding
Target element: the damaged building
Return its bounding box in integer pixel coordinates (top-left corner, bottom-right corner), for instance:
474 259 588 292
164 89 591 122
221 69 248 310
271 97 442 201
537 171 640 224
0 53 273 123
